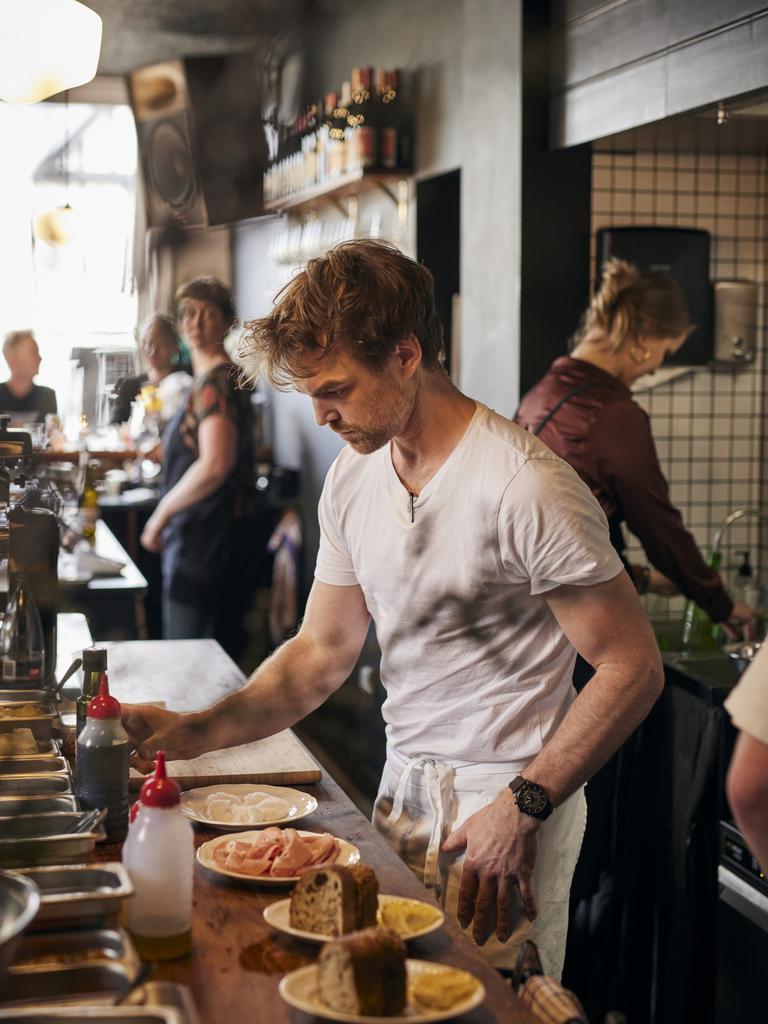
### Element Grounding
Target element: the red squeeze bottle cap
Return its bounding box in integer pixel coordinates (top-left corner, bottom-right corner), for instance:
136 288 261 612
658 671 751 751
138 751 181 808
87 674 121 719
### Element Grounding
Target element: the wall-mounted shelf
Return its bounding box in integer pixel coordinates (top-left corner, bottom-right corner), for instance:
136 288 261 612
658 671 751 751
263 169 409 216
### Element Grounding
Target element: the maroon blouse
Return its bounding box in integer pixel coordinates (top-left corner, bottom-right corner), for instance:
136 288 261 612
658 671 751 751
515 356 732 623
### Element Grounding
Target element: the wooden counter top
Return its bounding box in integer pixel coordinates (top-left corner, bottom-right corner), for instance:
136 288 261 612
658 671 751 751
93 639 535 1024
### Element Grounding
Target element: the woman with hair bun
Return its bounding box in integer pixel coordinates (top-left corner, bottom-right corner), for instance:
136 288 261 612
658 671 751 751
516 258 756 1017
516 257 754 636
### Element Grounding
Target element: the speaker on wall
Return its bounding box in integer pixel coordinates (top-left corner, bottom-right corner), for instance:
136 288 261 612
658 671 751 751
596 226 713 366
128 54 269 228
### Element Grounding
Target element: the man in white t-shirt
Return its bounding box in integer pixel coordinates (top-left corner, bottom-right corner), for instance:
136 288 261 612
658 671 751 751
726 645 768 871
123 240 663 975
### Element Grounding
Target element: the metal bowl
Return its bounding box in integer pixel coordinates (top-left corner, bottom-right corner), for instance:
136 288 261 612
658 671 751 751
725 641 762 674
0 870 39 980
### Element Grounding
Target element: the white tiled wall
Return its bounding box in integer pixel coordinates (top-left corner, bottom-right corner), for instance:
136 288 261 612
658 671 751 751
592 148 768 614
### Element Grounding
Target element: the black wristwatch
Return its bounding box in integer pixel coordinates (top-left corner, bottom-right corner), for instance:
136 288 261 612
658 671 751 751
508 776 553 821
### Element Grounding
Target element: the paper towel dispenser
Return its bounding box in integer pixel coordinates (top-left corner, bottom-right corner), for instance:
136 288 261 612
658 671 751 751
596 226 712 366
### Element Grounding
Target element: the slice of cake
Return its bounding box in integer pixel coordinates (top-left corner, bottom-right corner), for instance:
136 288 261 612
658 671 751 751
317 926 407 1016
289 864 379 936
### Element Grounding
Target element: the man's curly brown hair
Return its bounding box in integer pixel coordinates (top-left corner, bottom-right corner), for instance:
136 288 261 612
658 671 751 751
238 240 445 388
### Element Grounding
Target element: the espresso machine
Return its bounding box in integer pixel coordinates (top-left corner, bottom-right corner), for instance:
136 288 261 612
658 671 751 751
0 416 59 688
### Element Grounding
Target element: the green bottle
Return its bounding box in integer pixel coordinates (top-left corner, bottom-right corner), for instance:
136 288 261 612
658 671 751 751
681 552 721 652
76 646 107 736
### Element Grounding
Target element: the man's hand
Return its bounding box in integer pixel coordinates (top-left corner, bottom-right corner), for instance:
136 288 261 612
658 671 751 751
122 705 205 773
441 788 539 945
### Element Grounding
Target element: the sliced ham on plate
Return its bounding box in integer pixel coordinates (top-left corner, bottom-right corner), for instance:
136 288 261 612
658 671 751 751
212 829 340 878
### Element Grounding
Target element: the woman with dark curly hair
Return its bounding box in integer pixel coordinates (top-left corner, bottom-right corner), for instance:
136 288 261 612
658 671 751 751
140 277 253 646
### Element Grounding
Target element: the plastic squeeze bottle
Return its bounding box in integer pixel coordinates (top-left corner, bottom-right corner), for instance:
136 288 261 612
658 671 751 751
122 751 194 959
75 673 130 842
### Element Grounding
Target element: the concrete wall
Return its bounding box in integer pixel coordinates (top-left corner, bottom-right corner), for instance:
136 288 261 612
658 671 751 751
233 0 524 587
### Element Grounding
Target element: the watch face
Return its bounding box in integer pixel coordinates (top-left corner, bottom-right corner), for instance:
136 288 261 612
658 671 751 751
517 782 548 816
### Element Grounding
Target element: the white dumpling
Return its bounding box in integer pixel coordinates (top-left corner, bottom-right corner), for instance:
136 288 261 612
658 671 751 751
254 796 292 821
243 791 269 807
206 798 235 821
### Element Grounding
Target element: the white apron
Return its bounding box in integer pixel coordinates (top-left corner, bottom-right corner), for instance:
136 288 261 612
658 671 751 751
373 747 587 978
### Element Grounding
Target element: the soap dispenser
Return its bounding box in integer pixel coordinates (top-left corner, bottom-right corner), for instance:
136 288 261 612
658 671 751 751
738 551 759 609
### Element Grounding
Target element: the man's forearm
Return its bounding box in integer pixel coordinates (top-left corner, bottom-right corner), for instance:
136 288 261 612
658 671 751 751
183 633 345 755
524 660 662 806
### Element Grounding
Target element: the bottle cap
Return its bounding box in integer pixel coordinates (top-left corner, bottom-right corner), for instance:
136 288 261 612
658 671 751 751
138 751 181 808
82 646 107 672
87 674 121 719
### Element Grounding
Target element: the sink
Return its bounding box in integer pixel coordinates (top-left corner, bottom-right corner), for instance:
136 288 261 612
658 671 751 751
665 654 743 688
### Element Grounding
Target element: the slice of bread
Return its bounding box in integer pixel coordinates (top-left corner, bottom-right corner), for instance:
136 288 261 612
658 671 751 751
318 926 407 1016
289 863 380 936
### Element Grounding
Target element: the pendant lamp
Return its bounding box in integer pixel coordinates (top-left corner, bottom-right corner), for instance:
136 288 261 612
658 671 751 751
0 0 103 105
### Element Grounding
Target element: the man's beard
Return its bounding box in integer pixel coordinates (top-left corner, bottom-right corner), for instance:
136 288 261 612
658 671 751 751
333 379 413 454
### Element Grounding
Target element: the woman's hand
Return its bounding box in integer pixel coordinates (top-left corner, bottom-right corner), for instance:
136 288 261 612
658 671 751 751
140 510 167 552
723 600 761 642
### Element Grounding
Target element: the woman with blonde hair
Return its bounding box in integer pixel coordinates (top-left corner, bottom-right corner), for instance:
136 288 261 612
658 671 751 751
516 257 753 633
516 258 755 1017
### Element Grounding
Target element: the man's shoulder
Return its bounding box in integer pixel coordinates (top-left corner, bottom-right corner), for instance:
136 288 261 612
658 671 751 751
472 403 566 472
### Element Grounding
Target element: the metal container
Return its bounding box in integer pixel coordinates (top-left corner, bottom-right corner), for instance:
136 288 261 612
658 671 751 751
725 640 762 675
14 864 133 930
0 707 56 743
0 1010 184 1022
0 760 69 779
0 741 60 761
0 871 39 982
0 695 48 707
2 927 141 1005
0 815 105 868
0 797 77 818
0 778 71 798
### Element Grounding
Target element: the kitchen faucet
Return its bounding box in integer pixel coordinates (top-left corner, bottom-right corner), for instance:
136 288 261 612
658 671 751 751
712 507 768 560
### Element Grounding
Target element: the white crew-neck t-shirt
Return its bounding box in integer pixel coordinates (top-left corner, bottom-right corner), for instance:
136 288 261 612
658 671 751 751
315 402 624 765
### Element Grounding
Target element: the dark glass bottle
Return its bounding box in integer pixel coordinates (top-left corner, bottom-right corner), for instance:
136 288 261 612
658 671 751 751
76 673 130 843
0 577 44 688
347 66 377 170
76 646 107 736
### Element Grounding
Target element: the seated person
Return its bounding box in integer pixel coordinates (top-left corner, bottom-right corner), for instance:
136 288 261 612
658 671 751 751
0 330 57 424
111 313 190 425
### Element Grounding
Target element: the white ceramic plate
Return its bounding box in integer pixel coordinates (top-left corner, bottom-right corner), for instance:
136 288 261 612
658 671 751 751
181 783 318 830
279 959 485 1023
264 894 445 944
196 829 360 886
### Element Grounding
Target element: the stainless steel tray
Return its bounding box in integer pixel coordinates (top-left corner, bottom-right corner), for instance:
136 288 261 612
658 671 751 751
0 796 77 817
14 863 133 930
0 982 197 1021
0 759 69 778
0 1013 184 1023
0 777 72 797
0 692 49 705
0 927 141 1007
0 740 60 761
0 706 56 742
0 814 105 867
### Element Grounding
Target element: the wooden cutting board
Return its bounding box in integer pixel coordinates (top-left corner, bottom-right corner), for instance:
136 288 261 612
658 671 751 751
80 639 324 791
129 729 322 791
